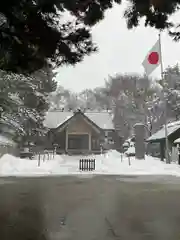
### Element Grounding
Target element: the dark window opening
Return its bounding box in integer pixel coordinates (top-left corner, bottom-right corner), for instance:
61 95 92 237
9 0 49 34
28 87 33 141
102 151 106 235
68 134 89 150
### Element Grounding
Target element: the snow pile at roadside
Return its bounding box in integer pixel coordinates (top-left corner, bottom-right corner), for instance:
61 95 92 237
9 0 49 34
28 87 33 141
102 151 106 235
0 154 36 176
0 154 69 176
99 152 180 176
0 150 180 177
107 150 122 159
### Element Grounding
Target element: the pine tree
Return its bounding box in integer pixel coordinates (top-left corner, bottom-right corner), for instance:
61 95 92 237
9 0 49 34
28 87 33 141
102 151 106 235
0 67 57 145
124 0 180 40
0 0 121 73
17 66 57 146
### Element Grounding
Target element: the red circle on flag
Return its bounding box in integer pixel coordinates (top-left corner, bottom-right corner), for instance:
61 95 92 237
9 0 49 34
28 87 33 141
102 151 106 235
148 52 159 64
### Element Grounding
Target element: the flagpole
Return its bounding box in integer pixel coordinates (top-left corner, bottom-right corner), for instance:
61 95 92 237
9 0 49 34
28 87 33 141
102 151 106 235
158 32 170 163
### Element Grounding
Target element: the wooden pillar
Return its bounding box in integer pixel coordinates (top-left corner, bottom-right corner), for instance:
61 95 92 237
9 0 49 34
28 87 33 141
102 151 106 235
65 128 68 152
89 133 91 151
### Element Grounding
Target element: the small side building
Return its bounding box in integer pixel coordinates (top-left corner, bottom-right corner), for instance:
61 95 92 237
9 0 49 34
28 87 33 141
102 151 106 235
44 109 116 155
146 121 180 161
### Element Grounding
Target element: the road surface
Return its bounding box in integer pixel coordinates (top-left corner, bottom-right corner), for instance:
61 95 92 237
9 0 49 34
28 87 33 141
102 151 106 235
0 175 180 239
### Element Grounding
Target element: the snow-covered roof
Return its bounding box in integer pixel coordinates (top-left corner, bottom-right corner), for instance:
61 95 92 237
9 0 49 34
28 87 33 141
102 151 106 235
44 111 114 130
147 121 180 142
44 112 72 129
85 112 114 130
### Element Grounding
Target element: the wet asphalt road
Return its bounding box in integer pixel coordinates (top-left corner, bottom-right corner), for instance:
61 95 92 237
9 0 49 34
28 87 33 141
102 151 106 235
1 175 180 240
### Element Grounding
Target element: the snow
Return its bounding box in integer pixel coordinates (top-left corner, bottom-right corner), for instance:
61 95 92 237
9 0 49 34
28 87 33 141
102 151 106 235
147 119 180 142
125 146 135 155
147 124 180 141
167 120 180 127
174 138 180 144
122 142 129 147
0 154 68 176
44 111 114 130
1 150 180 177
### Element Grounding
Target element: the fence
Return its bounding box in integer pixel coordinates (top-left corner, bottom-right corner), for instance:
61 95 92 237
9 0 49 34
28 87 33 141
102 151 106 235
79 159 95 171
30 146 55 158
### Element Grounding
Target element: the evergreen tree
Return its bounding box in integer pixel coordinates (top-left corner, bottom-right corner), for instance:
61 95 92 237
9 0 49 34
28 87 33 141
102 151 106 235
1 0 179 74
0 66 57 145
17 66 57 146
0 0 121 73
124 0 180 38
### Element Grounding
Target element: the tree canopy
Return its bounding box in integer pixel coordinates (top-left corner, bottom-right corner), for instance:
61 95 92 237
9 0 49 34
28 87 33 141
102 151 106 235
1 0 180 73
0 66 57 145
0 0 121 73
124 0 180 40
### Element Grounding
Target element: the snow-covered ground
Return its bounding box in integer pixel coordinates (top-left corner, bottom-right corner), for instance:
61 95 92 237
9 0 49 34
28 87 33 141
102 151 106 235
0 150 180 177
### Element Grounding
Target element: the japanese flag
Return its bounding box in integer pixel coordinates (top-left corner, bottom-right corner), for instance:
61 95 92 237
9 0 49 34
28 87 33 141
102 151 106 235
142 39 161 76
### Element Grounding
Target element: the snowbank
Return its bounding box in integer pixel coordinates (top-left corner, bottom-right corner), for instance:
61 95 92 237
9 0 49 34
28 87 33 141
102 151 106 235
125 146 135 155
107 150 122 159
0 151 180 177
0 154 67 176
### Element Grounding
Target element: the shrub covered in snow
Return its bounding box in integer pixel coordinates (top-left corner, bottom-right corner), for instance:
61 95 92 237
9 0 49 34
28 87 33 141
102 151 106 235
125 146 135 157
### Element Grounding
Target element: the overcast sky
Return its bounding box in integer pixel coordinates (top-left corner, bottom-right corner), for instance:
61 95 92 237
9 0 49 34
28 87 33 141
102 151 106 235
56 2 180 92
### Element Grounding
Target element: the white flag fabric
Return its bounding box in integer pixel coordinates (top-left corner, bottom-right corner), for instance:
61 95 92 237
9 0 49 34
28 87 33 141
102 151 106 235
142 39 161 76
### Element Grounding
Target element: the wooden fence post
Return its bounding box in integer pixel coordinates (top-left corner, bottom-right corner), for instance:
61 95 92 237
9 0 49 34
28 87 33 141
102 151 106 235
128 156 131 166
38 153 41 166
121 153 123 162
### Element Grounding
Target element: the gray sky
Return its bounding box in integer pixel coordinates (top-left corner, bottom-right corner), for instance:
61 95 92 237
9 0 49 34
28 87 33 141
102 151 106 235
56 2 180 92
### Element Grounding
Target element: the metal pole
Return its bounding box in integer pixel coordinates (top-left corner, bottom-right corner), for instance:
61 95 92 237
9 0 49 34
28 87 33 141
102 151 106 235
158 33 170 163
